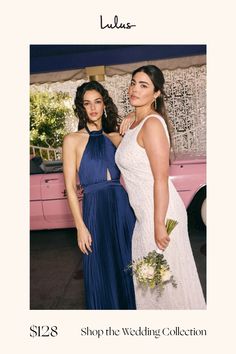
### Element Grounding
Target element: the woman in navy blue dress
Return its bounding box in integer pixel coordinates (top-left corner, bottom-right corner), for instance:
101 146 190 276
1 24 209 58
63 81 136 309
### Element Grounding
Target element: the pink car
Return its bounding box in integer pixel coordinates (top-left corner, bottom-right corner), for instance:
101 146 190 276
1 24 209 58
30 154 206 230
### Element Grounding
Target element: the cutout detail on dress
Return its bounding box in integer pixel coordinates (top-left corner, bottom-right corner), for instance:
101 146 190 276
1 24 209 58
106 168 112 181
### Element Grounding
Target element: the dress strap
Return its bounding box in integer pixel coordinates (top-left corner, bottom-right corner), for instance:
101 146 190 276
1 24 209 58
85 125 91 134
85 125 103 136
135 114 170 144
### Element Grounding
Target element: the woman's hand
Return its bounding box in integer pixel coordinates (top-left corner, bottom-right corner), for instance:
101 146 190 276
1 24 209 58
154 223 170 251
77 225 92 255
119 111 135 136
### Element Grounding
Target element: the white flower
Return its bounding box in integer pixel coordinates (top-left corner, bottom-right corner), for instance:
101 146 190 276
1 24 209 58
139 264 155 280
162 270 171 282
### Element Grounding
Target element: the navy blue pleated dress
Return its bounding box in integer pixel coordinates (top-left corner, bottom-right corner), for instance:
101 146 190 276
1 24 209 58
78 126 136 309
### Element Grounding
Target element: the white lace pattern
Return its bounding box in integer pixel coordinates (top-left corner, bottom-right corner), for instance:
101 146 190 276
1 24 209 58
115 114 206 309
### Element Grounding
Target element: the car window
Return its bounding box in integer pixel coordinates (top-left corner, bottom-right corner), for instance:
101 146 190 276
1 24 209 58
30 156 45 174
30 157 63 175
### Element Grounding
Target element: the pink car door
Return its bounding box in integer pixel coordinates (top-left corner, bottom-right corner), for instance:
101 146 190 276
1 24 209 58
40 173 82 228
30 174 45 229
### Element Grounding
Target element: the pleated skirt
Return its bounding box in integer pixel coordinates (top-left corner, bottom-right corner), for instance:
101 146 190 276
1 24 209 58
82 181 136 309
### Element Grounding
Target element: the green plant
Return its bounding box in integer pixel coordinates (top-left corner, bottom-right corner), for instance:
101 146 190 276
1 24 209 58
30 90 73 148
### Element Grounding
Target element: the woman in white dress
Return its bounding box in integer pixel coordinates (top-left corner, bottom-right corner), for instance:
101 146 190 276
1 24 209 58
115 65 206 309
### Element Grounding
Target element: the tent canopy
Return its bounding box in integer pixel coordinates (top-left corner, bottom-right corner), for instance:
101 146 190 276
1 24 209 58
30 44 206 84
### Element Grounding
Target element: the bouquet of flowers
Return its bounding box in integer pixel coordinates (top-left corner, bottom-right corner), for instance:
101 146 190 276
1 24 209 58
128 219 178 294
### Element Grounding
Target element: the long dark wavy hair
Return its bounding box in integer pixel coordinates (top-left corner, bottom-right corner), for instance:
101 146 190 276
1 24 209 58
131 65 172 142
74 81 120 133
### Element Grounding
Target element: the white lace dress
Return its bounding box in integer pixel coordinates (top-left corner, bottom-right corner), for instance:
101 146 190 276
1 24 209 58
115 114 206 309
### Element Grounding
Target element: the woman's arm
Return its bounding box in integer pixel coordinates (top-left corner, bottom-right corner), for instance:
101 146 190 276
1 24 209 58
62 134 92 254
141 117 170 250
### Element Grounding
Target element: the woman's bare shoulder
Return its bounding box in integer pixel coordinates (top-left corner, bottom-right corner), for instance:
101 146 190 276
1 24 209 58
142 115 166 132
107 132 122 147
64 130 87 142
142 116 169 146
107 131 120 137
145 114 164 125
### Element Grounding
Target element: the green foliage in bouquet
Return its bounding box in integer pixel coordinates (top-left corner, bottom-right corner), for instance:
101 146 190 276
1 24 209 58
127 219 178 294
165 218 178 235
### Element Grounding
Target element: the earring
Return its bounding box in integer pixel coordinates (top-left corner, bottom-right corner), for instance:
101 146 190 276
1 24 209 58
154 99 157 110
104 107 107 118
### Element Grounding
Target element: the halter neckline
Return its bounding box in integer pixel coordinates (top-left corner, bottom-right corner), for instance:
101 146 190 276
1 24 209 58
85 125 103 136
